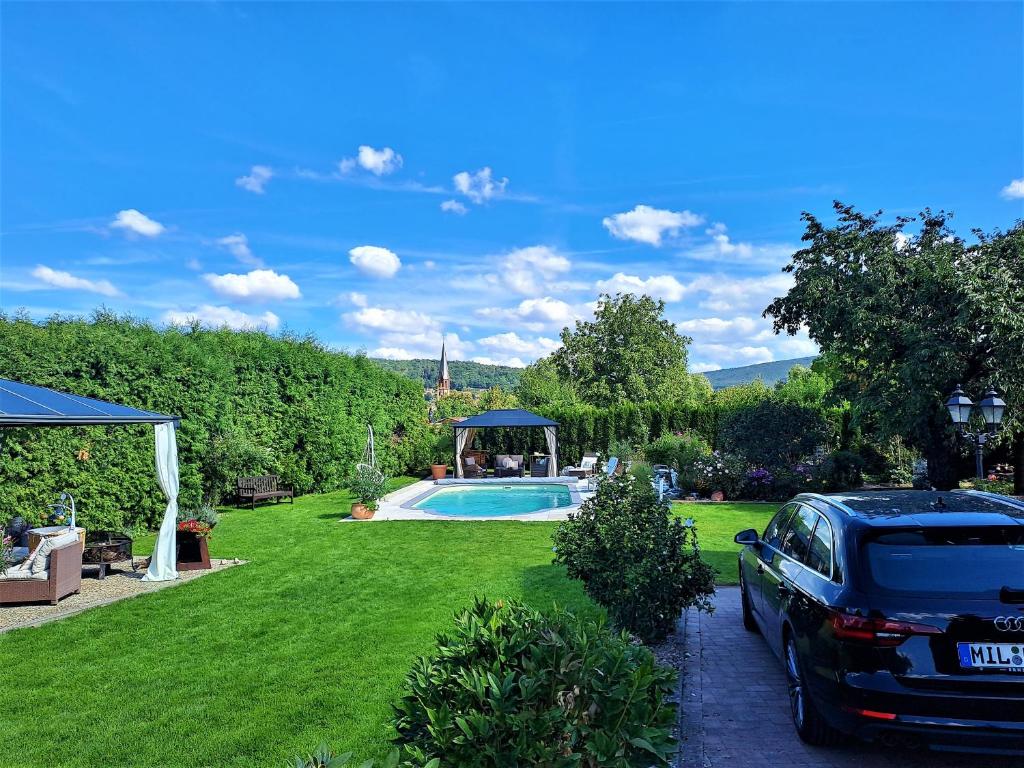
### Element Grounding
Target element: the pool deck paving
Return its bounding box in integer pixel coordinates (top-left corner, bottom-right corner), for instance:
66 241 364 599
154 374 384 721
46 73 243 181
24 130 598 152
677 587 1020 768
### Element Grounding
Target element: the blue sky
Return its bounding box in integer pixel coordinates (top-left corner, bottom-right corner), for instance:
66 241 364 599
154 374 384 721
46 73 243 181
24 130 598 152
2 2 1022 372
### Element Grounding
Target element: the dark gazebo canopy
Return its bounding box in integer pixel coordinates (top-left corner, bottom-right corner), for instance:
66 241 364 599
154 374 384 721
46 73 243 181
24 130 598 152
455 408 558 429
0 378 177 427
452 409 559 478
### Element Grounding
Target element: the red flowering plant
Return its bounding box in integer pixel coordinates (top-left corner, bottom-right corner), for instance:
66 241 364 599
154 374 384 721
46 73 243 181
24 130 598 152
175 504 219 539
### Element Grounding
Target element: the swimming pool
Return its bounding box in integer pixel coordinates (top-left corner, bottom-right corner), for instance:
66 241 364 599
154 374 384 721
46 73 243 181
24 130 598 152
411 483 574 518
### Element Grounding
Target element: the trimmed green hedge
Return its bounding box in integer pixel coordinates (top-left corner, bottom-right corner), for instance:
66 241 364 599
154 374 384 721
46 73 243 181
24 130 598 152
0 312 431 532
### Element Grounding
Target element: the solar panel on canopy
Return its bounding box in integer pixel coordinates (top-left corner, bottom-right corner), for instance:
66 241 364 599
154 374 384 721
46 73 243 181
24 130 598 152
0 378 177 426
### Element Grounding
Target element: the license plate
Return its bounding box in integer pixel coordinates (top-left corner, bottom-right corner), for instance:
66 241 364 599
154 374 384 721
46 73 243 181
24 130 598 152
957 642 1024 670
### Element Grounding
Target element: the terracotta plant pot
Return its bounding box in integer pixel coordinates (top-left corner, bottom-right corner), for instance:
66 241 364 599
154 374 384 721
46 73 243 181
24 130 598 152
431 464 448 480
351 502 375 520
710 490 725 502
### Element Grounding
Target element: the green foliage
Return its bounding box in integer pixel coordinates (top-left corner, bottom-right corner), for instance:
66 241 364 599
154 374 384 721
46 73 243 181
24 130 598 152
0 311 431 530
177 503 219 528
289 746 434 768
477 385 518 411
432 391 480 421
717 399 831 471
347 465 389 510
773 364 834 409
1 533 15 574
514 358 578 409
373 358 522 391
816 450 864 490
644 433 712 485
551 293 696 407
553 476 716 643
691 452 748 498
713 380 773 418
765 204 1024 490
393 598 677 767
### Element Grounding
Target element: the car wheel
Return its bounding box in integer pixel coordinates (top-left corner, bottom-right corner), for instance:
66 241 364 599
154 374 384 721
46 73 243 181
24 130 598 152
784 633 845 747
739 572 759 633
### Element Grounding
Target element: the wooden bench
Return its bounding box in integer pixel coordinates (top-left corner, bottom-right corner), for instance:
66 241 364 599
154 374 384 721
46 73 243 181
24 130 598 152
236 475 294 509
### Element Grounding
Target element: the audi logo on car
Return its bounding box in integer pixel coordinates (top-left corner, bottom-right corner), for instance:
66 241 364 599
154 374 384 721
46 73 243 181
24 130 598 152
994 616 1024 632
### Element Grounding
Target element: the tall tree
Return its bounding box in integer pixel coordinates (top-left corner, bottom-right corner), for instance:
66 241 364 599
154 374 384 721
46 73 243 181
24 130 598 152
765 202 1023 490
551 293 694 407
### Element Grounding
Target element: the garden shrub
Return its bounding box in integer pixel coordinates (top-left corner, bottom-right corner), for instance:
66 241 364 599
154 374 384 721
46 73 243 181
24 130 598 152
289 746 437 768
717 399 831 472
816 450 864 490
393 598 677 768
691 452 747 498
644 432 711 488
552 475 715 642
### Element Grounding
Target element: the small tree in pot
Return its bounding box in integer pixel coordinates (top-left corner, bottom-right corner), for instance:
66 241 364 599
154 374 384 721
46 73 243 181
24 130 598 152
348 464 388 519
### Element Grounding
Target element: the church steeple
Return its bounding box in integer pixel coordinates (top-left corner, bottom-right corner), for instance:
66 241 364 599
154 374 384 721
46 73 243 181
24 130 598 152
437 336 451 397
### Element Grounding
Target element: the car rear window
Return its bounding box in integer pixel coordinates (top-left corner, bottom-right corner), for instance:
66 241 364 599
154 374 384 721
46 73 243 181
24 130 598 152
862 527 1024 597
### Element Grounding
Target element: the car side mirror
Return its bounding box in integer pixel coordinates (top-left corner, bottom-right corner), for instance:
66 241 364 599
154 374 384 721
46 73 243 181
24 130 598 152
734 528 759 546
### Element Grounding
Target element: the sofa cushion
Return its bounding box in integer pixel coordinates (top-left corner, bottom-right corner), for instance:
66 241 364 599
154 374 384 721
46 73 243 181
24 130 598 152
30 531 80 575
2 566 48 581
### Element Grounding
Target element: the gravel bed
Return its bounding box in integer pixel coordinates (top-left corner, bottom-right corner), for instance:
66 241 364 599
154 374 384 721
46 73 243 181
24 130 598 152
0 557 245 633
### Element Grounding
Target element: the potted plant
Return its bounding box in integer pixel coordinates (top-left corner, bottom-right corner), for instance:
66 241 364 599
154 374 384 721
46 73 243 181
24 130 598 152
348 464 388 520
430 428 453 481
176 504 218 570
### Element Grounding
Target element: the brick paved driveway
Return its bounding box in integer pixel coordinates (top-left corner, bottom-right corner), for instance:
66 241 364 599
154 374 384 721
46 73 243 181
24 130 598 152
679 587 1019 768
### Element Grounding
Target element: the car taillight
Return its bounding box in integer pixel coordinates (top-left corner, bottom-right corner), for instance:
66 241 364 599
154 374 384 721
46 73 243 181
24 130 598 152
830 610 941 647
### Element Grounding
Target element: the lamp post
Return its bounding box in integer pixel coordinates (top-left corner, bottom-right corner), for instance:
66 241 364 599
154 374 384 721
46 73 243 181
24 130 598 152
945 385 1007 479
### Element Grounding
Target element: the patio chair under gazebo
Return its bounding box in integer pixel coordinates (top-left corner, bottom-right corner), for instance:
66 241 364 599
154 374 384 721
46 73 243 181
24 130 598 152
452 408 559 478
0 378 181 582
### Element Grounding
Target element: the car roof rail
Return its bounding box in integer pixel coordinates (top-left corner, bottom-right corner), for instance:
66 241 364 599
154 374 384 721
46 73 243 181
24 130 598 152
960 488 1024 512
796 492 858 516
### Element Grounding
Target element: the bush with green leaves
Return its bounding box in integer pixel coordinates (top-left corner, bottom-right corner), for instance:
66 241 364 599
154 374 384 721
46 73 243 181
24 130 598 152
553 475 715 643
393 598 677 767
717 399 831 474
289 746 436 768
176 503 219 528
691 452 747 498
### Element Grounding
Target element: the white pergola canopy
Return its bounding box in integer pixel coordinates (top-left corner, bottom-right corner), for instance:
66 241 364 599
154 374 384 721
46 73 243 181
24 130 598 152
0 378 181 581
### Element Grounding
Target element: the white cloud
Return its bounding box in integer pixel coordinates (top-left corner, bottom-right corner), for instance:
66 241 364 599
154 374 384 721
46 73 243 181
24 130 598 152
684 272 793 314
338 145 403 176
678 316 761 340
894 232 910 251
349 245 402 278
477 296 580 331
453 167 508 204
32 265 120 297
440 199 468 215
1001 178 1024 199
602 204 703 246
471 355 528 368
217 233 261 266
594 272 687 302
684 223 793 264
347 291 368 307
498 246 571 295
370 331 471 360
423 260 436 269
235 165 273 194
690 362 722 373
346 307 438 334
692 343 774 366
110 209 165 237
476 331 560 360
203 269 301 300
162 305 280 331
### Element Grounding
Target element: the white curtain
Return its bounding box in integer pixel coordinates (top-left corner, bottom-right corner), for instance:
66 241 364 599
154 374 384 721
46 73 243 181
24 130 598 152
454 427 470 478
543 426 558 477
143 421 179 582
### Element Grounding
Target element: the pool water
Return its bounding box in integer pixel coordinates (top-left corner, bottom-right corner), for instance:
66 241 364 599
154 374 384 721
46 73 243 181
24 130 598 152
414 483 573 517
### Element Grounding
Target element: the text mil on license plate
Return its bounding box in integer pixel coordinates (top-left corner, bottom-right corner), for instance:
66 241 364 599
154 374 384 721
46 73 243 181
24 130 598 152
958 642 1024 671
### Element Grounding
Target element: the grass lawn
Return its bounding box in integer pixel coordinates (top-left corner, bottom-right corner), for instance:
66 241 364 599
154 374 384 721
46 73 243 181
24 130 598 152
671 501 778 585
0 486 774 767
0 481 595 768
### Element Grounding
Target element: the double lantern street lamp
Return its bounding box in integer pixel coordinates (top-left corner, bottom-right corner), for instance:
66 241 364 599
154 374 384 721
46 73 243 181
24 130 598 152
945 385 1007 479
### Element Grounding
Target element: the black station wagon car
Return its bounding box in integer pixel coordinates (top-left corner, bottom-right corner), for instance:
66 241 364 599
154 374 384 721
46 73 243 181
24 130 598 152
734 490 1024 754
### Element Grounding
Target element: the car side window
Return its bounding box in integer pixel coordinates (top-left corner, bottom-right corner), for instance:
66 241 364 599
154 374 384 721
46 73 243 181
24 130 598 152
805 515 833 578
781 505 816 563
763 504 796 550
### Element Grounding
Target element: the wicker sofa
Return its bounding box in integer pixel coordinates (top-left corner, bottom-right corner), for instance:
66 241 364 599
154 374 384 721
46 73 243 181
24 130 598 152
0 537 82 606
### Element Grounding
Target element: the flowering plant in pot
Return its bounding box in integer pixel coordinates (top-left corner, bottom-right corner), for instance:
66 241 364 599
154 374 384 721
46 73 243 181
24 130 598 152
175 504 218 570
348 464 388 519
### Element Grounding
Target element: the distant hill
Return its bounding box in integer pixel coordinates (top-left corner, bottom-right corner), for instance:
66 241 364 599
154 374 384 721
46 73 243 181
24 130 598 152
371 358 522 391
374 355 817 393
702 356 817 390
